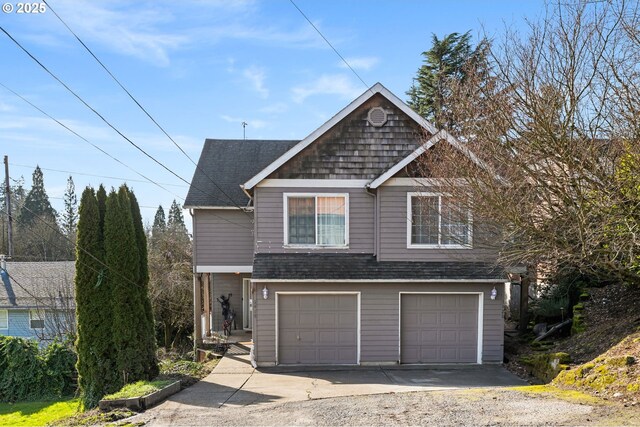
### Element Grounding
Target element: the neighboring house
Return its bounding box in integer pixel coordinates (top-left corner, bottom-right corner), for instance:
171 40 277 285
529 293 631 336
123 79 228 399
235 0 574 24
0 260 75 342
186 83 506 366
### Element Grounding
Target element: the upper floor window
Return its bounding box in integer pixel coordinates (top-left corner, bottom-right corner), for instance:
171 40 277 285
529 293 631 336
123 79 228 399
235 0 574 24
0 309 7 329
29 309 45 329
285 194 348 247
407 192 472 248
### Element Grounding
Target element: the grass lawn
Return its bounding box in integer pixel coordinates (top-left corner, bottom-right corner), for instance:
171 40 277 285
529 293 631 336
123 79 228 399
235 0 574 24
0 398 80 426
102 379 175 400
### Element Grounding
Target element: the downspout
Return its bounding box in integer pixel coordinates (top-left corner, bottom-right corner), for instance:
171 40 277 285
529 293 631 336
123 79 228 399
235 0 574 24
365 185 377 258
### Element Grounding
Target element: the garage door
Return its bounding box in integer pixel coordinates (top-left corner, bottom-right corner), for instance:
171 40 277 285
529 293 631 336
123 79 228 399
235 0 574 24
401 294 478 363
278 294 358 364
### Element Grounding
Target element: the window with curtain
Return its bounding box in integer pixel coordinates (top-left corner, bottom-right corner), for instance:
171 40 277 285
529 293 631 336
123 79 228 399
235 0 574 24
410 194 471 247
287 195 347 246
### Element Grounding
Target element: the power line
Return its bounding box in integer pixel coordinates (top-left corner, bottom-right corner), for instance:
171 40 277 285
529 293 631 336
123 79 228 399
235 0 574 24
10 163 187 188
288 0 372 94
40 2 255 216
0 26 195 190
1 223 189 315
0 82 235 209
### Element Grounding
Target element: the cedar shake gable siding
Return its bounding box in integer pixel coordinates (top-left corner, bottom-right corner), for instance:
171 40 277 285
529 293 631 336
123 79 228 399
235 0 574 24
268 94 429 180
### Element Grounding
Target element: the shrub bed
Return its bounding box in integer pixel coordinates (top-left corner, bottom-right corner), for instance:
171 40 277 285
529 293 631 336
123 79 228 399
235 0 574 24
0 337 76 402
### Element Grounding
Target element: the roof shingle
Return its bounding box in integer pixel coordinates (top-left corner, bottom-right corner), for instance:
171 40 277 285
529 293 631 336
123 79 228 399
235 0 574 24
252 253 505 281
0 261 75 308
184 139 299 207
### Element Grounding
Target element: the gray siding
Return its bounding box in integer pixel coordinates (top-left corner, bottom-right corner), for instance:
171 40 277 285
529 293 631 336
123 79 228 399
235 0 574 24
194 210 254 266
378 186 498 262
210 273 251 332
254 187 374 253
253 282 503 366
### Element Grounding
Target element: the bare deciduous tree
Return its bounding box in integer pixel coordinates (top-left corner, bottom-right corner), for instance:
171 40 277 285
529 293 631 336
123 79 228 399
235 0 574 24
414 0 640 284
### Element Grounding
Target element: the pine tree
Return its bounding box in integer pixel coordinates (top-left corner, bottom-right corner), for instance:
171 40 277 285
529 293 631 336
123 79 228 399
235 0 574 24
62 176 78 236
14 167 64 261
61 177 78 260
167 200 185 229
18 166 57 225
152 205 166 235
127 188 158 379
74 187 116 408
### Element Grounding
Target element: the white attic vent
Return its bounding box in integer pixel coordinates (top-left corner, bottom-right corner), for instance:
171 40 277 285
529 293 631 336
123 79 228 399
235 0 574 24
367 107 387 127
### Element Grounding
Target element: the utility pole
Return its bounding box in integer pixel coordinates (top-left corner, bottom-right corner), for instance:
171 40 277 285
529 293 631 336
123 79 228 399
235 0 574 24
3 156 12 258
242 121 248 140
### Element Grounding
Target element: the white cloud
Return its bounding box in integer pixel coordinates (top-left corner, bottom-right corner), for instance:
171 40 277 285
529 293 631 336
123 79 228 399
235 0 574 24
220 115 267 129
259 102 288 115
48 1 189 66
291 74 363 103
17 0 327 66
243 65 269 98
339 56 380 71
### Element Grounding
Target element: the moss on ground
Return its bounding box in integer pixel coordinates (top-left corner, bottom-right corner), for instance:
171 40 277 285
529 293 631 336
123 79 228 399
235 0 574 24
554 353 638 396
508 384 602 405
520 352 571 382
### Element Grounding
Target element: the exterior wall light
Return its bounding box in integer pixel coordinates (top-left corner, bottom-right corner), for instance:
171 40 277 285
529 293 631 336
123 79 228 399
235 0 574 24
490 286 498 300
262 285 269 300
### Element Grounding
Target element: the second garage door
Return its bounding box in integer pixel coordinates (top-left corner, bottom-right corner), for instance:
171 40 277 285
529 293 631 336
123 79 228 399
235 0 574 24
278 294 358 365
401 294 479 364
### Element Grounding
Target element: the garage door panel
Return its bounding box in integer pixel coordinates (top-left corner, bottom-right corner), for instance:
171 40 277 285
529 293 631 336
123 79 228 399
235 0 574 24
440 312 458 325
401 294 478 364
278 294 357 365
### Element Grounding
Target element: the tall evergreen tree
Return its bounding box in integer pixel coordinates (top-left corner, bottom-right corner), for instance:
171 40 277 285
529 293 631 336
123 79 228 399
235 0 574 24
127 188 158 379
152 205 166 236
74 187 116 408
62 176 78 236
104 186 146 384
167 200 185 229
18 166 57 225
14 167 64 261
61 177 78 260
407 31 489 130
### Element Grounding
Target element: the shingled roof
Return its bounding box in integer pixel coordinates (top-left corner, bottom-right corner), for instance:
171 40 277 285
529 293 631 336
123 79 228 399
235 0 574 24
184 139 299 208
0 261 75 309
252 253 505 281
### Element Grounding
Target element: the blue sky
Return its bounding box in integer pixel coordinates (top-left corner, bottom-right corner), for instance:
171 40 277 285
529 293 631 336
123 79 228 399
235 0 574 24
0 0 544 230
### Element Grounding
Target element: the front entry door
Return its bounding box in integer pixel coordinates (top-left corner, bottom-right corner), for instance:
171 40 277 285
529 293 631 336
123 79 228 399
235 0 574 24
242 279 252 330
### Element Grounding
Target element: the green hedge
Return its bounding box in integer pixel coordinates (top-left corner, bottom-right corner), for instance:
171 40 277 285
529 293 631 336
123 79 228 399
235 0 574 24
0 336 77 402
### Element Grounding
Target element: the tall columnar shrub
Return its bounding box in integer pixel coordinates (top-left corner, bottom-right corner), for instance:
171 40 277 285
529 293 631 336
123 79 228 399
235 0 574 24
127 188 158 379
75 187 116 408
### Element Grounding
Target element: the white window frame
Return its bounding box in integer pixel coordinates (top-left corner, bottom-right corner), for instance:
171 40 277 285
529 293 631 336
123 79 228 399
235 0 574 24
0 309 7 330
406 192 473 249
29 309 45 330
283 193 349 248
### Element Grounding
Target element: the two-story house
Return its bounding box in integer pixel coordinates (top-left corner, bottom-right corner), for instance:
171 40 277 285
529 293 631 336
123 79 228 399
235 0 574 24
185 83 505 367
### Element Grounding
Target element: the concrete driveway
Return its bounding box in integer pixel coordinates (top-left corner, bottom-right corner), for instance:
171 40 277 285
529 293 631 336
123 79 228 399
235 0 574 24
142 344 526 412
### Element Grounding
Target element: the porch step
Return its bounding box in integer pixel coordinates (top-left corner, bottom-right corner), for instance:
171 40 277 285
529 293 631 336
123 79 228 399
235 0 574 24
226 343 251 356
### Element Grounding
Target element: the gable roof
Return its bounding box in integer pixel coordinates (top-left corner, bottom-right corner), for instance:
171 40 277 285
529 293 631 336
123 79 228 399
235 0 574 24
368 130 491 188
0 261 75 309
184 139 299 208
242 82 439 190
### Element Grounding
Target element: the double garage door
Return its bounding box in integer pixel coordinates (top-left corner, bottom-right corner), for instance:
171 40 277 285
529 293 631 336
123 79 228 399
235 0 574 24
277 293 479 365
